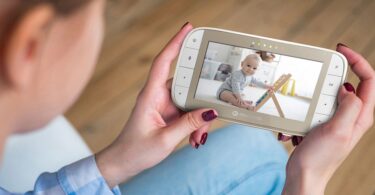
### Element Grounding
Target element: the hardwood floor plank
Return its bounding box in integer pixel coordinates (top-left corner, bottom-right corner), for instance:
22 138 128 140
326 0 375 52
94 0 198 80
218 0 321 38
368 49 375 65
289 0 365 47
95 0 246 82
361 34 375 59
105 0 167 36
282 0 334 41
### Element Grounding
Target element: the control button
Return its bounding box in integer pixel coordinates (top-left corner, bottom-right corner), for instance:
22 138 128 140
316 95 336 115
180 48 198 69
174 86 189 107
322 75 342 96
232 111 239 116
311 113 330 128
327 54 344 76
186 30 204 50
176 67 194 87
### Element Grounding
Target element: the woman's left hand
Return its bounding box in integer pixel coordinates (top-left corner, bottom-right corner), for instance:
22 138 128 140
281 45 375 194
95 23 218 188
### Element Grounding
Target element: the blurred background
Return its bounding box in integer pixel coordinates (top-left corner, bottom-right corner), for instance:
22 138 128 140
66 0 375 194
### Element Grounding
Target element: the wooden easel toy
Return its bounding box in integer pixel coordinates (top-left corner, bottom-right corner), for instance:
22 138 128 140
254 74 292 118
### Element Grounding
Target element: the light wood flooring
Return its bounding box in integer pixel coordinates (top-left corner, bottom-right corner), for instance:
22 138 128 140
66 0 375 194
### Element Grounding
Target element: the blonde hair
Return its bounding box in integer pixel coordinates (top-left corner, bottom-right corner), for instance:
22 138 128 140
243 54 262 64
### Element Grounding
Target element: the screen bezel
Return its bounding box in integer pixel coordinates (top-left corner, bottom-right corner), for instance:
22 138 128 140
184 29 335 135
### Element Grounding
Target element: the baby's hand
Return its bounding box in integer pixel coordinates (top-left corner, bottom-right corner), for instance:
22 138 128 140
247 105 255 111
267 85 274 92
237 98 254 109
244 100 253 105
236 97 246 105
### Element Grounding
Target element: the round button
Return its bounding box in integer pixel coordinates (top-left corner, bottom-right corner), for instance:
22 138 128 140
232 111 239 116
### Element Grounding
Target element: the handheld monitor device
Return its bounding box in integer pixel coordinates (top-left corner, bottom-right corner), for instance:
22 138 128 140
172 27 348 135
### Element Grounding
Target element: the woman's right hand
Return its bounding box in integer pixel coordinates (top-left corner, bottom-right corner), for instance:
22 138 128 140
282 44 375 195
96 23 218 188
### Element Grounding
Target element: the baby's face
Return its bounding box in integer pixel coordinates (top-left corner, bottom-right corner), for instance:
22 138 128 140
241 58 259 75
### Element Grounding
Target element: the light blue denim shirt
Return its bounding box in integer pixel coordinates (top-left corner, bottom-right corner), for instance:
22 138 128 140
0 125 288 195
0 156 121 195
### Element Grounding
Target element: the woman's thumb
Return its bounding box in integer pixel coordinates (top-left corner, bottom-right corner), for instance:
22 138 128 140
329 85 361 133
164 109 218 141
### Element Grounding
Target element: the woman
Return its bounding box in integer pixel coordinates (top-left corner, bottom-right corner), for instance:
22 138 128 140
0 0 374 194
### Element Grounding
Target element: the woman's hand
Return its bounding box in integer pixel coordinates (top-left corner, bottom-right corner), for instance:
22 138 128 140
282 44 375 195
96 23 218 188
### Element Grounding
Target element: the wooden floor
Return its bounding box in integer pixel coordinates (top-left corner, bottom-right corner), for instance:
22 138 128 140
66 0 375 194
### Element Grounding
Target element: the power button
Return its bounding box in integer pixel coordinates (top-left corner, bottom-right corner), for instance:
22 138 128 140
232 111 239 117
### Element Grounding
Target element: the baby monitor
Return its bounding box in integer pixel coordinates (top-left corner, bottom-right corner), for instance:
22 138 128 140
171 27 348 135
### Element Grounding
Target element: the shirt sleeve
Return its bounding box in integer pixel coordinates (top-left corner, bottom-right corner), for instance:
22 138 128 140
250 76 267 88
0 156 121 195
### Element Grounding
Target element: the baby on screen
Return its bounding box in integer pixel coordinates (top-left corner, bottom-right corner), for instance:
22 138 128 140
217 54 272 110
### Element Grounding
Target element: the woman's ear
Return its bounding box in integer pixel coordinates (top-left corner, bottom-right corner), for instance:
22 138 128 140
2 4 54 89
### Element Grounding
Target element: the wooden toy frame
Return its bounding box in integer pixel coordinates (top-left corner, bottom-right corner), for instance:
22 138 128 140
254 74 292 118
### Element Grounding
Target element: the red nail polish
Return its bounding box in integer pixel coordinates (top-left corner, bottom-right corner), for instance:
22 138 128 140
337 43 348 48
200 133 208 145
292 136 298 146
202 110 217 121
277 133 282 141
195 143 200 149
181 22 190 29
343 82 356 93
278 133 291 142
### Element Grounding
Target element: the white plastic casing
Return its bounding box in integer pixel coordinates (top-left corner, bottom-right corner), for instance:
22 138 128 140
171 27 347 134
172 29 204 109
310 53 347 128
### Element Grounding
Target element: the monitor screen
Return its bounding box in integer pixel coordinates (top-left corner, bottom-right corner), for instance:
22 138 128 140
195 42 323 122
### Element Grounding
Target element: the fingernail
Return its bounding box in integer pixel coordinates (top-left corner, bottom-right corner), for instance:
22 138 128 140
292 136 298 146
181 22 190 29
292 136 303 146
202 110 217 121
343 82 356 93
277 133 283 141
337 43 348 48
200 133 208 145
278 133 291 142
195 143 200 149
